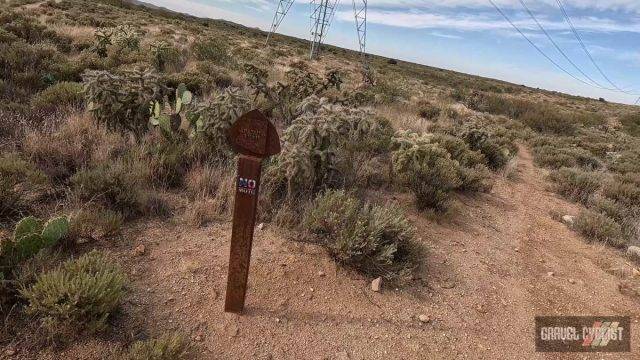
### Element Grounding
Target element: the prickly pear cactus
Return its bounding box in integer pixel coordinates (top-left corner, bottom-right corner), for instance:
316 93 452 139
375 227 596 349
149 83 194 140
0 216 69 278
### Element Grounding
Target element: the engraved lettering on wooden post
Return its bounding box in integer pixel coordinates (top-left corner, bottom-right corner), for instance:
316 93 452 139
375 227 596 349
224 109 281 314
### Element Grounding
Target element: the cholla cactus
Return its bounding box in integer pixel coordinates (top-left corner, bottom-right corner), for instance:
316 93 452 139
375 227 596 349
0 216 69 278
266 99 392 199
93 28 113 58
391 130 461 211
83 69 166 140
187 88 251 152
113 25 140 51
243 64 343 125
149 83 193 141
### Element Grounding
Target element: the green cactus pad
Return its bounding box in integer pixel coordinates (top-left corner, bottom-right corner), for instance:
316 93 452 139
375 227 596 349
181 90 193 105
41 217 69 247
14 216 42 241
14 233 45 261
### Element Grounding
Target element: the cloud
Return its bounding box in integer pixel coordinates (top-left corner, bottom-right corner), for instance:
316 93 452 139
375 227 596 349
335 9 640 34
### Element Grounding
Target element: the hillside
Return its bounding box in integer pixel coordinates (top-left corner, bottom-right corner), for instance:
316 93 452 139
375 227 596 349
1 0 639 359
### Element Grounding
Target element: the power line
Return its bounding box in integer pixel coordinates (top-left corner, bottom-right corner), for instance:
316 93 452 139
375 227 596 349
518 0 617 91
555 0 639 94
489 0 640 96
487 0 607 89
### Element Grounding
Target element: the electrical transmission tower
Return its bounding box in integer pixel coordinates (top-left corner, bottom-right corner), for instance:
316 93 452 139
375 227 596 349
266 0 369 74
266 0 294 45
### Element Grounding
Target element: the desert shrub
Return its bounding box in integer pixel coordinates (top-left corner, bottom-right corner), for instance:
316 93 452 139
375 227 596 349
0 11 71 49
23 113 126 182
265 99 392 202
460 124 513 170
620 112 640 137
463 92 577 135
31 81 83 109
150 41 184 73
464 91 535 119
610 149 640 175
458 164 494 193
70 158 151 217
602 174 640 208
590 196 629 224
0 40 76 102
83 69 166 140
548 167 602 204
0 153 48 220
519 106 577 135
69 207 123 240
372 78 408 104
305 190 416 281
417 101 440 120
144 141 190 188
574 210 626 248
20 250 126 337
532 145 601 170
192 37 230 65
126 333 191 360
194 62 235 88
392 131 461 211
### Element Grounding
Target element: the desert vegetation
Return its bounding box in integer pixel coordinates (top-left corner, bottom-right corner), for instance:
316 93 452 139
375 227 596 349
1 0 639 358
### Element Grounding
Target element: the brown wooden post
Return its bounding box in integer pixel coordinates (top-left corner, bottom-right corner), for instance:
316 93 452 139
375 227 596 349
224 110 281 314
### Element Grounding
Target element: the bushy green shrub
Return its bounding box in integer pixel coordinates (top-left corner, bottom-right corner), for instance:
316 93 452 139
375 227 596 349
602 174 640 208
610 149 640 174
20 250 126 336
532 145 601 170
392 131 461 211
463 92 577 135
417 101 441 120
430 134 493 192
83 69 166 140
192 37 230 65
620 112 640 137
69 207 123 240
519 106 577 135
70 159 150 216
548 167 602 204
0 153 48 220
150 41 184 73
126 334 192 360
574 210 626 248
0 40 76 102
305 190 416 281
31 81 84 109
460 123 513 170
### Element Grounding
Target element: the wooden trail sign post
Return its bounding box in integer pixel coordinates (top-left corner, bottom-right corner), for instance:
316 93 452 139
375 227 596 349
224 109 281 314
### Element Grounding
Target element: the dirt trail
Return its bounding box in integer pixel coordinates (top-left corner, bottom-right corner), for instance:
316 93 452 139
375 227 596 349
34 147 639 359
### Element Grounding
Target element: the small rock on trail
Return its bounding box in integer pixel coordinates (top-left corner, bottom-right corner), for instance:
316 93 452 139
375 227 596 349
371 277 382 292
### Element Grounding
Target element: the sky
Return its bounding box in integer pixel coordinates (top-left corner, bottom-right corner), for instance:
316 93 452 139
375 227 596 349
144 0 640 104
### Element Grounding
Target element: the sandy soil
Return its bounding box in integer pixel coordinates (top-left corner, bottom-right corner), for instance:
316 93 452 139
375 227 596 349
11 146 640 360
